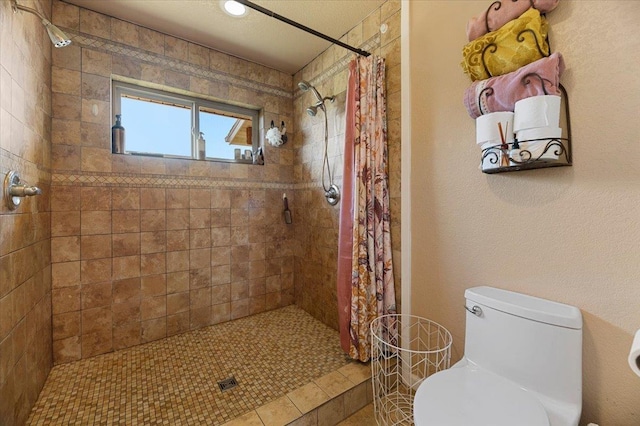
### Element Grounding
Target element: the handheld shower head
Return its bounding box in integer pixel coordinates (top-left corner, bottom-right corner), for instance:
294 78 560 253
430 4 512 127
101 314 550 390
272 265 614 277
298 80 323 104
306 105 318 117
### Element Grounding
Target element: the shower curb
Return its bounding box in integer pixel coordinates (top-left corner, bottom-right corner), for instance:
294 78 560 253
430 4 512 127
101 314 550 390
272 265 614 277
221 362 372 426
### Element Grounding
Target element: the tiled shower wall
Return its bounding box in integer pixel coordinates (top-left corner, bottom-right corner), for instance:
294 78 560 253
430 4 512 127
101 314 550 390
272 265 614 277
0 0 54 423
293 0 402 329
49 0 296 363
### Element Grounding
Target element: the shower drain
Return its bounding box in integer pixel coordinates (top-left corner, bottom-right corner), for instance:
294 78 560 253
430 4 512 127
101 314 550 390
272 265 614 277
217 376 238 392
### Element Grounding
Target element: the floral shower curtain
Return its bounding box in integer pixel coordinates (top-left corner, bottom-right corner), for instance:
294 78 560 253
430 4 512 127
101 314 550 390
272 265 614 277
337 55 396 362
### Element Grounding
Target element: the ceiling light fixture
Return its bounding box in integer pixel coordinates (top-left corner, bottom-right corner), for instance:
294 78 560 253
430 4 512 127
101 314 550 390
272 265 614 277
221 0 247 17
11 0 71 48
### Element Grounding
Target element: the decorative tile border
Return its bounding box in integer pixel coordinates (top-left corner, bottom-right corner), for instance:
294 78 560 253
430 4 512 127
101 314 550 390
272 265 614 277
51 171 329 190
66 30 292 99
52 171 294 190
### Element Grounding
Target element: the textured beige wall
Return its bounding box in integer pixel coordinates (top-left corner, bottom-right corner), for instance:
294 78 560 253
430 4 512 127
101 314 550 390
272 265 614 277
0 0 54 423
293 0 402 329
408 1 640 425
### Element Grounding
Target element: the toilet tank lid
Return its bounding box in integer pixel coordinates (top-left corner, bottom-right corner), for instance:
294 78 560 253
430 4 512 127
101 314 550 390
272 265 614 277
465 286 582 329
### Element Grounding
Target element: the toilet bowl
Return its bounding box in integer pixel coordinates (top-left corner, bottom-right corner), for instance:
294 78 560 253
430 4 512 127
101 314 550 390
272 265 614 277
413 286 582 426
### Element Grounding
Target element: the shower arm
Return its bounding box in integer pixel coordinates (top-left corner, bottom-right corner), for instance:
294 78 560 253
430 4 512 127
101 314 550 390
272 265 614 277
234 0 371 58
12 0 49 24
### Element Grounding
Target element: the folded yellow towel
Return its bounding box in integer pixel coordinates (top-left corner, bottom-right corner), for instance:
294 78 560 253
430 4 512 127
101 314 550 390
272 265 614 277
461 8 550 81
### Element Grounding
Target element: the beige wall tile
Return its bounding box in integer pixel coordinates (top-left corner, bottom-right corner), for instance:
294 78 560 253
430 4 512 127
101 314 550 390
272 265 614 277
82 328 112 357
81 122 110 149
111 18 139 47
189 305 211 329
81 210 111 235
167 230 189 251
167 292 189 315
166 311 189 336
52 67 81 95
81 73 110 102
53 44 82 71
52 311 80 341
81 282 112 309
81 147 112 172
113 255 140 280
141 274 166 297
112 299 140 326
112 188 140 210
81 234 112 259
80 9 111 39
167 271 189 294
53 336 81 363
113 321 141 350
52 119 81 146
81 258 111 284
52 286 81 314
141 295 166 320
112 210 140 233
140 210 166 232
141 317 166 342
52 261 80 289
139 27 164 55
112 278 141 304
52 211 81 237
52 236 81 262
82 49 112 77
52 145 81 171
112 233 141 257
211 302 230 324
164 36 189 62
141 253 166 276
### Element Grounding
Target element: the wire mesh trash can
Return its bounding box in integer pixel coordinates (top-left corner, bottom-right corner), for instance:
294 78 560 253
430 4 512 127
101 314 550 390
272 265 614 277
371 314 452 426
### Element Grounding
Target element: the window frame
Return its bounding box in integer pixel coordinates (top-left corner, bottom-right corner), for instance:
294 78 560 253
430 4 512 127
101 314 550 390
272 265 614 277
112 81 261 163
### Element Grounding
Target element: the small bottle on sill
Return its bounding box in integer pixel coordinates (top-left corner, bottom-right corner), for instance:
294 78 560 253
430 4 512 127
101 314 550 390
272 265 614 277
111 114 125 154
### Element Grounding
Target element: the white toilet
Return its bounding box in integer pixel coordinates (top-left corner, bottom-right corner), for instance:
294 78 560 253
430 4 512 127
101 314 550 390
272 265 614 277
414 286 582 426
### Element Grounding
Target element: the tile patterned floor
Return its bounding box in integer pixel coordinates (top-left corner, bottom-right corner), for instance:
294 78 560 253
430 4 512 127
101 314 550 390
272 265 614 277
27 306 352 425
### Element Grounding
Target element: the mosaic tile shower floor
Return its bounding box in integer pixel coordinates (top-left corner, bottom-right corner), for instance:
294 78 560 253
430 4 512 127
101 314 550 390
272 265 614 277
27 306 351 425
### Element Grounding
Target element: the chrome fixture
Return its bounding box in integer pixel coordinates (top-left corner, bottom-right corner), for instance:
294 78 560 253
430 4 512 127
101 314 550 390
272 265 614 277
465 305 483 317
299 81 335 117
4 170 42 211
298 81 340 206
11 0 71 48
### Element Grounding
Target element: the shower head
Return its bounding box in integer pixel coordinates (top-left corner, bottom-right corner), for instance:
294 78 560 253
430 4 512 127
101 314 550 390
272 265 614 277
306 105 318 117
306 100 328 117
298 80 324 104
12 0 71 48
43 20 72 48
299 80 335 117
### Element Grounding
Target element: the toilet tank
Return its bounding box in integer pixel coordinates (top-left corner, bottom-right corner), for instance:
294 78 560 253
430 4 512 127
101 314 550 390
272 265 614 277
464 286 582 408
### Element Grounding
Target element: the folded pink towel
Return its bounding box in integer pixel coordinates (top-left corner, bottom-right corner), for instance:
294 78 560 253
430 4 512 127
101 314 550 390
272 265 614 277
464 52 565 119
467 0 560 41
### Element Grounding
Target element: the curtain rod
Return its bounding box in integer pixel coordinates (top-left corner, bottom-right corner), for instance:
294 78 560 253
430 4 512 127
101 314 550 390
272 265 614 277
234 0 371 58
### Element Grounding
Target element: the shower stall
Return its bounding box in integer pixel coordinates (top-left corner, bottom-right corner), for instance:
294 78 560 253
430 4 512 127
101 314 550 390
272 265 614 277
0 0 402 424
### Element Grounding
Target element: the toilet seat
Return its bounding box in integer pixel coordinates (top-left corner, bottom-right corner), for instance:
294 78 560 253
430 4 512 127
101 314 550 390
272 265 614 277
414 365 550 426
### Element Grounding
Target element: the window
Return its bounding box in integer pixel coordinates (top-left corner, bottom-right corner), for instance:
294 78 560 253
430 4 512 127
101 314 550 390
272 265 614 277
112 81 260 163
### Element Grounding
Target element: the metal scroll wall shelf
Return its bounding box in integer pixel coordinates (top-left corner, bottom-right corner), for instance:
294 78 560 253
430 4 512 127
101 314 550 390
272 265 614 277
481 84 572 174
476 16 572 174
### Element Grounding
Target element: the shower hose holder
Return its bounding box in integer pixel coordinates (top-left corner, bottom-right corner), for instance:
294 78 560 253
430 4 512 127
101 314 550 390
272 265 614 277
325 184 340 206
